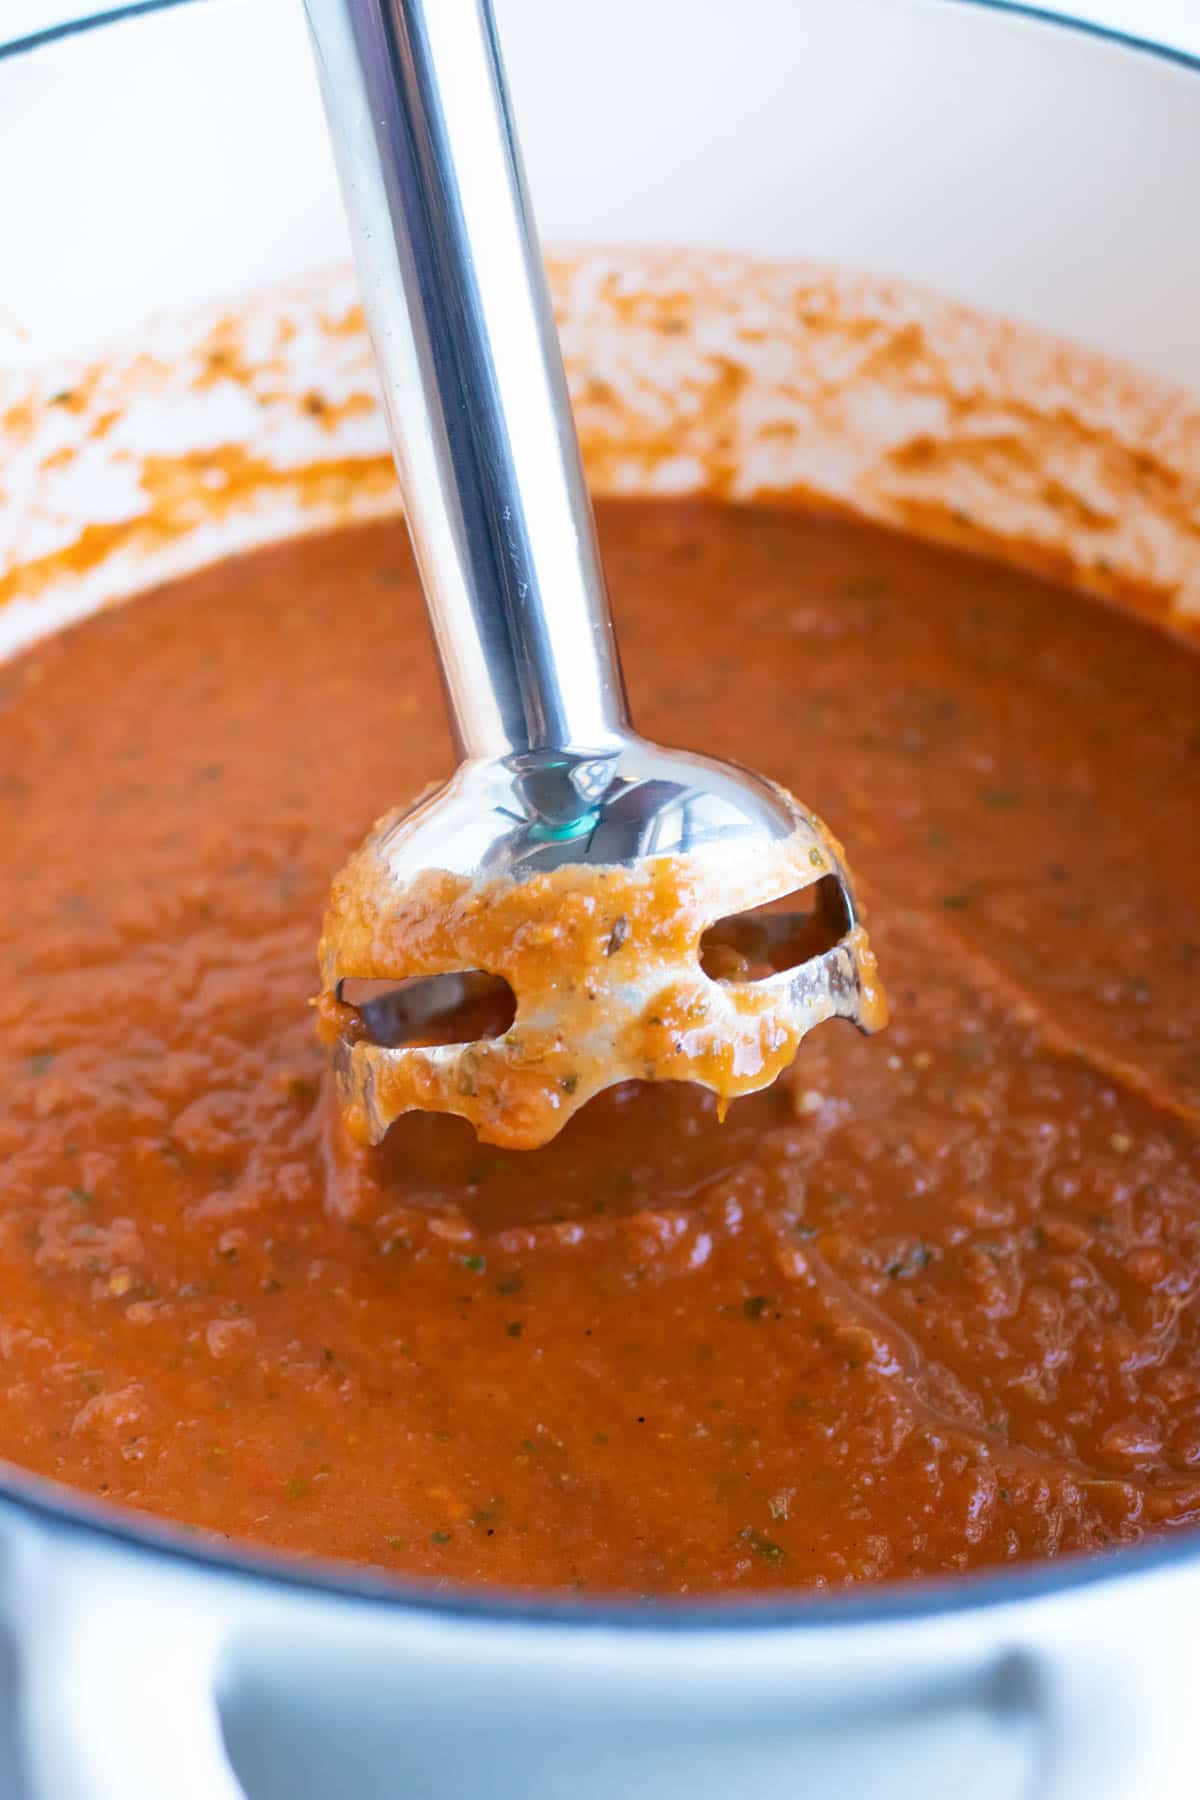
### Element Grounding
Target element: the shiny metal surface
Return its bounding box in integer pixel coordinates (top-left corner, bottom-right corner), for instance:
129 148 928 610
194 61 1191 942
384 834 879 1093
302 0 627 772
302 0 819 875
361 738 809 882
304 0 880 1137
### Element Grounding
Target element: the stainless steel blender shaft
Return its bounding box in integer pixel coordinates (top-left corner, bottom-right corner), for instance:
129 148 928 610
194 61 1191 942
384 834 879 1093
303 0 630 765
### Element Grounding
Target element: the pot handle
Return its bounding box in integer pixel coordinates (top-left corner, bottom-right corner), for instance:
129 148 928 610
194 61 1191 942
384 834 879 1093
1033 1576 1200 1800
14 1537 245 1800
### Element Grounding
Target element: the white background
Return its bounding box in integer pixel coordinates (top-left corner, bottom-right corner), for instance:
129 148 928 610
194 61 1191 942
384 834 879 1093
4 0 1200 54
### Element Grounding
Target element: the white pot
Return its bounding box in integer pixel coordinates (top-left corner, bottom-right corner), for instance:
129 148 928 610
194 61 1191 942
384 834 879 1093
0 3 1198 1797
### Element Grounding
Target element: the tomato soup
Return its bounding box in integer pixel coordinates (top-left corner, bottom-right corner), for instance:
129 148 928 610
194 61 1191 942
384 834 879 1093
2 500 1198 1594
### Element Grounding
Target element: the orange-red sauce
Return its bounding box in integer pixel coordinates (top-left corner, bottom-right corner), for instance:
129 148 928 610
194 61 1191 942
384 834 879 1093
3 501 1199 1593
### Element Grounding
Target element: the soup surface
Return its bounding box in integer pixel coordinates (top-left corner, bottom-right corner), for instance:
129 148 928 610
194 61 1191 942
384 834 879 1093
3 500 1199 1595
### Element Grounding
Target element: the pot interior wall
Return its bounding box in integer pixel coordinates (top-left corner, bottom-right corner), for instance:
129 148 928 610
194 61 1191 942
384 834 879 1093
0 0 1197 381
